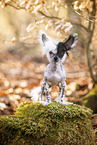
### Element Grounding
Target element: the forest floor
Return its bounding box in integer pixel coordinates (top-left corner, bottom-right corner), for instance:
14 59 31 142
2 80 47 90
0 46 96 142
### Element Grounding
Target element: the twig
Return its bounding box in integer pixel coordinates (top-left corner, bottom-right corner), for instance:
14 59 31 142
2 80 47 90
56 1 95 23
39 11 89 32
38 11 61 20
5 3 25 10
4 2 91 33
74 10 94 22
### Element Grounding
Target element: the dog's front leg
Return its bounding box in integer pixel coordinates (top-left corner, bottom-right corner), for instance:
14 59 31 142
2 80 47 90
60 81 68 105
56 83 61 103
40 79 46 102
44 82 51 105
40 79 51 105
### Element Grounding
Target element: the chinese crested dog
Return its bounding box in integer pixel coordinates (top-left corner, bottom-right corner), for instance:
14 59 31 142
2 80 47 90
39 31 78 105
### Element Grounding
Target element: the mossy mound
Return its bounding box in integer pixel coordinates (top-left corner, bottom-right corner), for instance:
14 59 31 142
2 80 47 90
83 85 97 113
0 101 95 145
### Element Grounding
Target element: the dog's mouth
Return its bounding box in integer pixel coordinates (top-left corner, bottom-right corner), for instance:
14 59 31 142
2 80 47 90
53 60 59 62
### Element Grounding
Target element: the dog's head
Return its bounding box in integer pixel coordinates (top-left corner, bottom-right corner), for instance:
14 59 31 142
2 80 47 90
39 30 78 63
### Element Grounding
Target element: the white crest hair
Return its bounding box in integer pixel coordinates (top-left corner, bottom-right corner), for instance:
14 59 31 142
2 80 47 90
39 30 59 56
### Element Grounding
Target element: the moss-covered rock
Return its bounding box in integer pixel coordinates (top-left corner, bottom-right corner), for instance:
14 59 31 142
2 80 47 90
0 101 95 145
83 85 97 113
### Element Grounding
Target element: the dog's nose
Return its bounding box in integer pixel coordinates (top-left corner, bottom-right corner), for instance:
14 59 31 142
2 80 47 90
54 56 58 62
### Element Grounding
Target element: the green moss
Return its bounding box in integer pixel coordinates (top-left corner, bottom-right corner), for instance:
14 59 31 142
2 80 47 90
83 85 97 113
0 101 96 145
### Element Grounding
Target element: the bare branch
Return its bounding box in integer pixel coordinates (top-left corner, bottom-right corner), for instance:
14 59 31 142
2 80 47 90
38 11 61 20
4 1 91 33
71 22 90 32
74 10 94 22
56 1 95 23
5 3 25 10
39 11 89 32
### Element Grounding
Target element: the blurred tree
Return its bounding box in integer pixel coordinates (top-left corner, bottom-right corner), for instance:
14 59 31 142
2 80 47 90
0 0 97 83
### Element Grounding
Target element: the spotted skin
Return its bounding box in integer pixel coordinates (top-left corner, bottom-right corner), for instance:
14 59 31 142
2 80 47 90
39 31 78 105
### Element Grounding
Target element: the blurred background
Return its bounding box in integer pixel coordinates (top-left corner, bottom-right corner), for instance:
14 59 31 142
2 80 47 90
0 0 97 129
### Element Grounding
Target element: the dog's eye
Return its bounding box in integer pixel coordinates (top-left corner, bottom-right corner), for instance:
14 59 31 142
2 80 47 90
49 51 53 55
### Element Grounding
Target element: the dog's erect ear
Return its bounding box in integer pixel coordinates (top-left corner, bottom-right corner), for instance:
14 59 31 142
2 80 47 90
39 30 59 56
64 33 78 51
42 33 48 43
39 30 50 45
57 33 78 58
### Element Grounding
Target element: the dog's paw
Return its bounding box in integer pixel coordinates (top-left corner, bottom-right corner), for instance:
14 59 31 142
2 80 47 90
60 101 68 105
56 100 68 105
43 102 51 106
40 101 51 106
56 99 60 103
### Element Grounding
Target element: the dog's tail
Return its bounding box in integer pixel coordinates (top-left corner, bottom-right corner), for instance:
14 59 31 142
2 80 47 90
30 86 41 101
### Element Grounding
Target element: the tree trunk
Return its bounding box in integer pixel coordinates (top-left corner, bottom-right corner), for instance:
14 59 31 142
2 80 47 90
86 0 97 83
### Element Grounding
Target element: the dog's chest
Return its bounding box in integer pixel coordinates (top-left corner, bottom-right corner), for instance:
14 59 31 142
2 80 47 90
47 71 61 85
45 63 65 86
